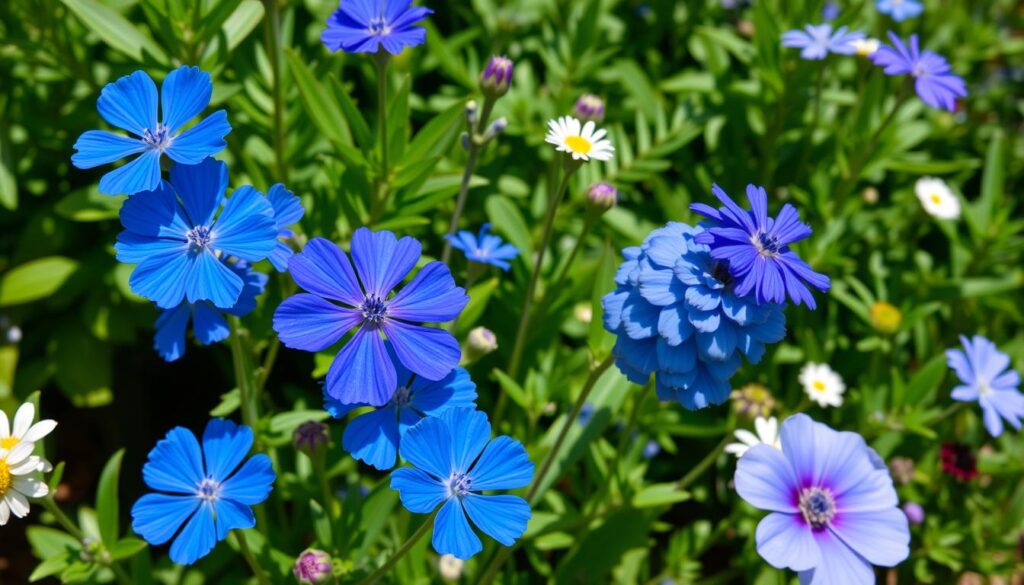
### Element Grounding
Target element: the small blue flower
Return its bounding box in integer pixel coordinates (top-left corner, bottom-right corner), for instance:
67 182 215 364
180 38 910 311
690 184 830 309
642 440 660 459
321 0 433 55
154 262 269 362
875 0 923 22
390 408 534 560
871 33 967 112
821 2 840 20
131 419 275 565
273 230 468 407
115 158 279 310
267 184 305 272
72 66 231 196
782 24 865 60
946 335 1024 438
446 224 520 271
325 364 477 470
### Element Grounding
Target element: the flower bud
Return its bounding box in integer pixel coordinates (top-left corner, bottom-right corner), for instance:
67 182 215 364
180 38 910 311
888 456 915 485
293 549 333 584
862 186 879 204
573 93 605 122
465 99 478 128
730 383 776 419
293 421 330 456
461 327 497 365
481 56 514 97
587 182 618 210
869 301 902 334
482 117 508 142
573 302 593 324
902 502 924 525
460 132 471 151
438 554 464 581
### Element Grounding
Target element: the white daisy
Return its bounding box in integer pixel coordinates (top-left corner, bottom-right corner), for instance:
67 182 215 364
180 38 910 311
1 403 56 472
725 416 781 458
849 38 880 57
914 177 961 220
799 362 846 408
544 116 614 162
0 443 50 525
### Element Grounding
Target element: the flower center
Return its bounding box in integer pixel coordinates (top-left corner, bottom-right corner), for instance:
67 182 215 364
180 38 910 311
565 136 592 154
812 380 827 393
0 436 18 450
929 193 943 205
798 486 836 529
142 123 173 151
0 460 10 496
367 16 391 36
445 472 472 499
751 232 782 257
978 382 991 397
391 386 412 408
361 295 388 325
186 225 213 252
710 260 733 286
196 478 221 502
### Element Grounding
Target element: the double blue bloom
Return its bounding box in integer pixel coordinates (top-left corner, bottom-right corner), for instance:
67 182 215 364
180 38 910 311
322 0 433 55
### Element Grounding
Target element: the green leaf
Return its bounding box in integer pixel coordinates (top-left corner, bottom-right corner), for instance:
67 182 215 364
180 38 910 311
107 537 148 562
632 483 692 508
309 499 333 548
96 449 124 545
330 76 373 149
904 354 947 406
29 555 71 582
284 49 354 152
455 277 498 336
61 0 168 64
588 242 617 357
0 256 80 306
403 100 464 165
198 0 264 57
27 526 81 559
491 369 529 410
0 120 16 210
55 188 125 222
977 128 1006 226
268 410 330 435
485 195 532 257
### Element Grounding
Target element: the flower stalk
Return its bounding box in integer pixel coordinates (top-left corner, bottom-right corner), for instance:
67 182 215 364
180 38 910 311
358 514 435 585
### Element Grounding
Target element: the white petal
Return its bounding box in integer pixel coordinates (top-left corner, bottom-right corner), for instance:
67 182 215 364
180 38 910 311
13 477 49 499
12 402 34 438
581 120 596 139
4 442 34 465
22 420 56 443
6 491 30 518
725 443 750 457
9 455 43 475
734 429 760 447
0 409 9 438
0 499 9 525
568 117 581 136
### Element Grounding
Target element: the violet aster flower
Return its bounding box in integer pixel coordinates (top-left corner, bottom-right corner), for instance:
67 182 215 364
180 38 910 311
690 184 830 309
735 414 910 583
445 224 520 271
321 0 433 55
876 0 923 22
946 335 1024 438
871 33 967 112
782 24 865 60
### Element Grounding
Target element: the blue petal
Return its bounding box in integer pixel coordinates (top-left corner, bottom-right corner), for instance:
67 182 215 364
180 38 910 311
161 66 213 134
657 304 694 346
273 294 363 351
267 183 304 227
656 337 695 373
387 262 468 323
382 320 461 382
71 130 145 169
350 228 421 297
219 454 275 505
462 494 530 547
288 237 365 306
132 250 192 308
97 70 158 136
698 322 737 361
439 408 491 474
192 303 230 345
390 467 446 513
268 241 294 272
620 291 660 340
637 264 684 307
432 499 482 560
117 180 190 240
798 530 874 585
202 419 253 481
223 264 268 317
165 110 231 164
169 502 217 565
169 157 226 227
734 444 800 513
185 249 244 309
131 493 199 546
213 498 256 541
684 285 721 312
398 415 452 480
99 150 162 195
468 436 533 490
754 512 821 572
343 406 400 470
409 367 477 415
154 303 191 362
325 327 396 406
212 186 278 262
142 427 204 493
829 507 909 567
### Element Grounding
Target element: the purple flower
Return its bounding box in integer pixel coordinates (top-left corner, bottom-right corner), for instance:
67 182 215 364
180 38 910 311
871 33 967 112
321 0 433 55
946 335 1024 438
481 56 514 96
782 24 865 60
735 414 910 583
876 0 923 22
690 184 830 309
902 502 924 525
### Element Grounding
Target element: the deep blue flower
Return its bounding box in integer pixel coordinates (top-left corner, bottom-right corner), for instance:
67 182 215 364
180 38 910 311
445 224 520 271
781 24 865 60
325 363 477 470
871 33 968 112
602 222 787 409
876 0 923 21
690 184 830 309
154 262 268 362
72 66 230 196
321 0 433 55
273 230 468 407
390 408 533 560
946 335 1024 438
131 419 275 565
114 158 279 310
267 184 305 272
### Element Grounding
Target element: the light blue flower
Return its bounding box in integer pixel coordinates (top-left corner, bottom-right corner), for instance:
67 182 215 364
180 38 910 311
872 33 968 112
876 0 923 22
946 335 1024 437
445 224 520 271
781 24 865 60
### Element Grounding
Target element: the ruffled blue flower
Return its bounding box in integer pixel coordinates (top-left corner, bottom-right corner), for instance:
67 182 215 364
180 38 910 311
72 66 231 196
114 158 279 310
267 184 305 272
273 230 468 407
875 0 923 22
871 33 967 112
602 222 786 409
322 0 433 55
445 224 520 271
781 24 865 60
691 184 830 309
131 419 275 565
154 262 268 362
946 335 1024 438
390 408 533 560
325 364 477 470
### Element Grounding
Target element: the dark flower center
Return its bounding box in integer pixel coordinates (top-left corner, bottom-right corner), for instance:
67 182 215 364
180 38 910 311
142 123 173 151
798 486 836 529
196 478 221 502
391 386 412 408
752 231 782 257
186 225 213 252
361 295 388 325
710 260 733 286
445 472 472 498
367 16 391 36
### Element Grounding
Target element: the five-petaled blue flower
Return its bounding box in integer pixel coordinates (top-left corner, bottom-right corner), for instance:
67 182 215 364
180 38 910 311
690 184 830 309
875 0 923 22
735 414 909 584
322 0 434 55
72 66 231 196
273 230 468 406
131 419 275 566
946 335 1024 438
326 362 477 470
115 158 279 310
871 33 968 112
445 224 520 271
267 184 305 272
781 24 865 60
390 408 534 560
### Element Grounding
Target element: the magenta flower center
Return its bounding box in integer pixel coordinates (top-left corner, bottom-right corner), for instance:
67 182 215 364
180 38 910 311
445 472 472 498
361 295 388 325
799 486 836 529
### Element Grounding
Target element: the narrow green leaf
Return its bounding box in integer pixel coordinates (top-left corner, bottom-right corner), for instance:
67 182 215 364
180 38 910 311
61 0 168 64
107 537 148 562
485 195 532 257
978 128 1006 225
96 449 124 544
329 76 373 149
0 120 16 210
403 100 464 164
283 49 353 149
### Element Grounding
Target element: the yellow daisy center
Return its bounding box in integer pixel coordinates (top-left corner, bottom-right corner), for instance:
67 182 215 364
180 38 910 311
929 193 943 205
0 459 10 496
1 436 18 450
565 135 592 155
812 380 827 393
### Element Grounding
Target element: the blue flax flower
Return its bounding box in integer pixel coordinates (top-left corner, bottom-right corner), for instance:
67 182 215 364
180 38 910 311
131 419 275 565
691 184 830 309
946 335 1024 438
735 414 910 583
390 408 533 560
115 158 278 310
602 222 786 409
871 33 967 112
155 262 268 362
445 224 520 271
322 0 433 55
72 66 230 196
273 230 468 406
876 0 923 22
781 24 865 60
267 184 305 272
325 364 477 470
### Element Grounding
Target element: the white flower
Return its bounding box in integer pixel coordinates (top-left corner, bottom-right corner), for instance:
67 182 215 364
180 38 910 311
849 38 880 57
725 416 781 458
0 443 50 525
914 177 961 220
438 554 464 581
0 403 56 472
800 362 846 407
544 116 614 162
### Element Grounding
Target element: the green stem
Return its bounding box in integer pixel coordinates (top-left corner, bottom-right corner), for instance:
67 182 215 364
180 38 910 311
370 52 391 223
262 0 286 182
358 515 434 585
228 317 258 431
41 497 83 540
674 434 729 491
796 62 826 178
233 530 272 585
312 454 336 521
837 87 910 200
441 97 496 264
549 214 595 295
928 401 966 425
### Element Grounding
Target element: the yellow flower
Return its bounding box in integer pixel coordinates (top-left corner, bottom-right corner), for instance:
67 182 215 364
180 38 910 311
869 301 902 334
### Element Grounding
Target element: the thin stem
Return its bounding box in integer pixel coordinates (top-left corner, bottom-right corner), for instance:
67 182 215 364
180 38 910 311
441 97 496 264
233 530 272 585
255 338 280 392
796 62 826 178
262 0 286 182
312 454 336 521
357 515 435 585
41 497 83 540
228 317 257 431
549 215 595 295
836 87 910 200
674 434 730 491
370 53 391 223
928 401 966 425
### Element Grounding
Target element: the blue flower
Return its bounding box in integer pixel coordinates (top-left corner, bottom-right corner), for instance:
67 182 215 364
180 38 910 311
267 184 305 272
72 66 230 196
876 0 923 21
154 262 268 362
321 0 433 55
131 419 275 565
946 335 1024 438
325 364 477 470
390 408 533 560
445 224 520 271
602 222 786 409
735 414 910 583
115 158 279 310
273 230 468 406
781 24 865 60
690 184 830 309
871 33 967 112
